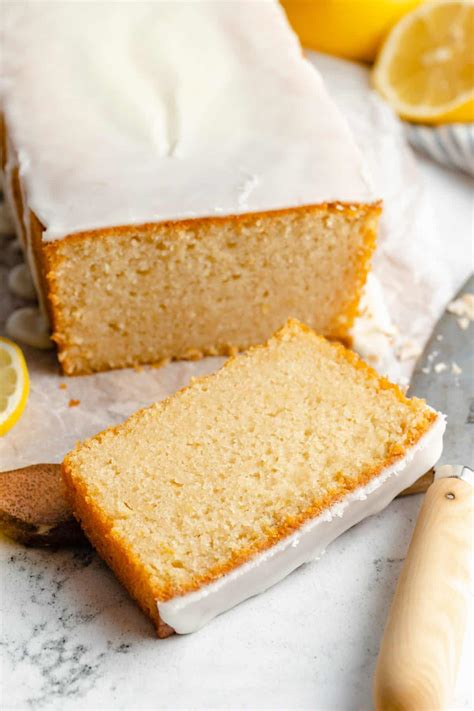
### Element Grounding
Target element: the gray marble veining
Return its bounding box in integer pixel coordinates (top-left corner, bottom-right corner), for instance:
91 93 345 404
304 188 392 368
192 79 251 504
1 491 472 710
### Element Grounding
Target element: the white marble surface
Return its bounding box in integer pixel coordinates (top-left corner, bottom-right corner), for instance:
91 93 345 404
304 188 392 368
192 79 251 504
1 492 472 710
1 54 473 709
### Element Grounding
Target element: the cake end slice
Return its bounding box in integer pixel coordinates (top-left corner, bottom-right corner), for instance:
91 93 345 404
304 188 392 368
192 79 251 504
63 321 444 636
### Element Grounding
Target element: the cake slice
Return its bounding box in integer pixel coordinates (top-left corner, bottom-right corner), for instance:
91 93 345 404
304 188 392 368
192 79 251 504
63 321 444 636
1 1 379 374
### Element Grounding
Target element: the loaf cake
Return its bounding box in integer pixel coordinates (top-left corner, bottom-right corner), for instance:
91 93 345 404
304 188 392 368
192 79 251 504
1 1 380 374
63 321 444 636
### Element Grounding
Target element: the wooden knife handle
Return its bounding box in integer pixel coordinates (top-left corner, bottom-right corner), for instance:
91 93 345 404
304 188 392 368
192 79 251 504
373 476 473 711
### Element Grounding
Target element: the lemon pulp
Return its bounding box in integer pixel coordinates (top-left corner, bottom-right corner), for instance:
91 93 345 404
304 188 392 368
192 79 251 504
373 0 474 123
0 337 30 436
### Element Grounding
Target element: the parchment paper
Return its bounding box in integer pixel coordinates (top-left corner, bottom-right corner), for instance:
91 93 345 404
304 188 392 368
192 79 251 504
1 53 472 471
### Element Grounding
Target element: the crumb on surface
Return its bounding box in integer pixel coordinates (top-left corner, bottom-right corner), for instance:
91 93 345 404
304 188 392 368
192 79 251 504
151 357 171 370
68 398 80 408
434 362 447 374
451 362 462 375
397 340 421 362
447 294 474 321
59 382 67 390
458 317 469 330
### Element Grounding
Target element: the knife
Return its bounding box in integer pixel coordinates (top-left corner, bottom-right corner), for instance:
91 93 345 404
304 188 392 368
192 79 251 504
374 276 474 710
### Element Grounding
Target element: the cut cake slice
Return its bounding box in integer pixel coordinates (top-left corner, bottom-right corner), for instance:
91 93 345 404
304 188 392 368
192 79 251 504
63 321 444 636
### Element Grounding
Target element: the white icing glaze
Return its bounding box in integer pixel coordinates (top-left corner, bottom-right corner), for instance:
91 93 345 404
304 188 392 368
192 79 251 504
6 307 53 350
2 140 49 314
2 142 27 251
8 263 37 300
1 1 374 242
351 273 403 383
159 413 445 633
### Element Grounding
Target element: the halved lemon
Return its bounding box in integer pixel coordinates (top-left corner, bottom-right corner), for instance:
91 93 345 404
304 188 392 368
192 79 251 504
373 0 474 124
0 337 29 436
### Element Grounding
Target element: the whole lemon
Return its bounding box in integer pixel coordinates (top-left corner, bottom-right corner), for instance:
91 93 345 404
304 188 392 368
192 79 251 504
281 0 424 62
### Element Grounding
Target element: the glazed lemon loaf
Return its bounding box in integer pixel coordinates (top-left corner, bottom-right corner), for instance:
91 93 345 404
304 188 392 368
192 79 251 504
1 1 380 374
63 321 444 636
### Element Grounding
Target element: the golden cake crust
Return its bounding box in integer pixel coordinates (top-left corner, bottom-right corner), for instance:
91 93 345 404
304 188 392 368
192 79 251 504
62 321 435 636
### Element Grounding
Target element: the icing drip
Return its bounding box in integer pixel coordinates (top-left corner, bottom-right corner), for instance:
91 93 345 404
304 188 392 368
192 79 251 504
6 307 52 350
8 263 37 300
351 273 402 383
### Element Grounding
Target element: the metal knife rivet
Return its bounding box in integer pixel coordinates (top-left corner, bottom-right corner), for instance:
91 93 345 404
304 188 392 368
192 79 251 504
446 492 456 500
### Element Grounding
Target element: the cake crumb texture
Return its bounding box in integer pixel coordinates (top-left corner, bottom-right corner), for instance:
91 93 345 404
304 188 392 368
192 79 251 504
44 203 379 374
63 321 435 634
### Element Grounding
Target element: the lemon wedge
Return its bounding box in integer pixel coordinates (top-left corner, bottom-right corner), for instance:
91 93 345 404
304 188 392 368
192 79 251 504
0 337 29 436
373 0 474 124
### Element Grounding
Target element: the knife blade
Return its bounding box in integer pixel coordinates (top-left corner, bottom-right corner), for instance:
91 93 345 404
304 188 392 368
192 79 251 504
409 274 473 465
398 274 473 497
